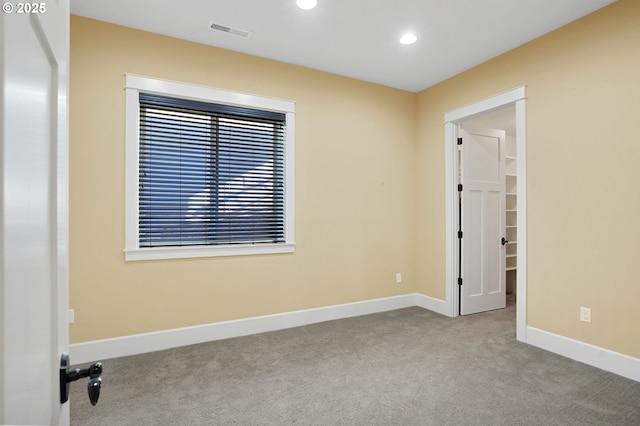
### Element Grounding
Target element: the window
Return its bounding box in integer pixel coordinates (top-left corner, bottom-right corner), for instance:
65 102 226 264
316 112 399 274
125 76 295 260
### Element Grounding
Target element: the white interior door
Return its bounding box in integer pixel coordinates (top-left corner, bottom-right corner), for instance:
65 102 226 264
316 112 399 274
460 127 506 315
1 1 70 424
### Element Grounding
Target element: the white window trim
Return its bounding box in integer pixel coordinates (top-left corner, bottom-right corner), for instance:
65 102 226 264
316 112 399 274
124 74 295 261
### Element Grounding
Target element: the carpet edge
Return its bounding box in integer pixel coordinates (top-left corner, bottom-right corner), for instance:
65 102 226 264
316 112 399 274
526 326 640 383
70 293 421 364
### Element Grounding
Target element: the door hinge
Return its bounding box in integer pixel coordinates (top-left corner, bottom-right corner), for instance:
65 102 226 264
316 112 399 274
458 277 463 286
457 137 463 145
458 231 463 239
458 184 463 192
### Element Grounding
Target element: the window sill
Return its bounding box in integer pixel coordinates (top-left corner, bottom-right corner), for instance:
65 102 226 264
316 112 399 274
124 242 296 261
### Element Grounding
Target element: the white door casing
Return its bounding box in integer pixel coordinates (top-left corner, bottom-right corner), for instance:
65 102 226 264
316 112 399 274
0 1 70 424
460 127 506 315
444 86 527 341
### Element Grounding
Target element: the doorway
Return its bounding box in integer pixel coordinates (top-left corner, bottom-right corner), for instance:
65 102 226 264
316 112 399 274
444 87 527 342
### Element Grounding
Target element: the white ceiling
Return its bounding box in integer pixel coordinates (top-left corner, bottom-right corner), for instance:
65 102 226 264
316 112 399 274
71 0 616 93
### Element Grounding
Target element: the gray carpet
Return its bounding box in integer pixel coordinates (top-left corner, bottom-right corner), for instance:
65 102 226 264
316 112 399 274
70 304 640 425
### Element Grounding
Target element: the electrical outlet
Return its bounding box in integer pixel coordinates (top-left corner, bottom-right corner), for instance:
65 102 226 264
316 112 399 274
396 273 402 283
580 307 591 323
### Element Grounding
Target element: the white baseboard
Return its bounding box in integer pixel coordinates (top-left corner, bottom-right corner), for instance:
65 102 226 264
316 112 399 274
70 296 640 384
70 293 419 364
526 326 640 383
415 293 450 317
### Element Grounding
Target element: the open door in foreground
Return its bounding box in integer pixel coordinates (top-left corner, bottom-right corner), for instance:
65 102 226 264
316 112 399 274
1 2 72 424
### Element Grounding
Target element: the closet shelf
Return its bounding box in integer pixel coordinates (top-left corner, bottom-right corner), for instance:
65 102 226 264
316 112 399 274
505 139 517 286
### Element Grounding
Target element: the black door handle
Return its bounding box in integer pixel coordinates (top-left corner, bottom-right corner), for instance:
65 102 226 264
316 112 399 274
60 353 103 406
501 237 509 246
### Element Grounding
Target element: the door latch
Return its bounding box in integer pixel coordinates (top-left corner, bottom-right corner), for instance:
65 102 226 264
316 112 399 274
501 237 509 246
60 353 102 405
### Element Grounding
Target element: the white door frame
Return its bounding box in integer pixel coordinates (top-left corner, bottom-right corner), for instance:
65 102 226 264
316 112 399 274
444 86 527 342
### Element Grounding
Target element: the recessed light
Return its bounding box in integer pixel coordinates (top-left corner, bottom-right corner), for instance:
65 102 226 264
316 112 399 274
296 0 317 10
399 33 417 45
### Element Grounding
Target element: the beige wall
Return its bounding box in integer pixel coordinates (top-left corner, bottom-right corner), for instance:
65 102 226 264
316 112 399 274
71 0 640 360
69 16 416 343
416 0 640 357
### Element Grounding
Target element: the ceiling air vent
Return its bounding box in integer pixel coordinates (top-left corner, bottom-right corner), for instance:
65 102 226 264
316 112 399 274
210 23 251 38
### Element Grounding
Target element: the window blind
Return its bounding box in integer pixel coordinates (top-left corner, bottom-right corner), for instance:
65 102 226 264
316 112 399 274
138 94 286 248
